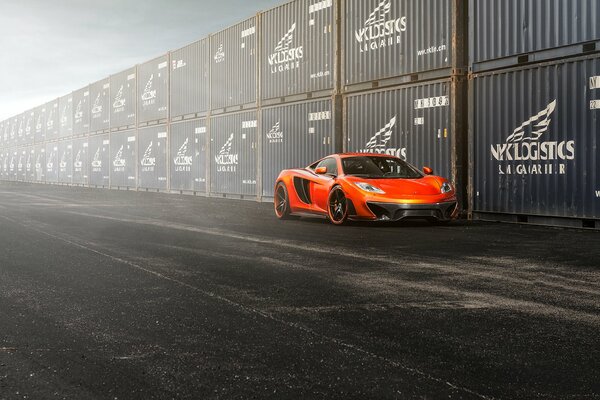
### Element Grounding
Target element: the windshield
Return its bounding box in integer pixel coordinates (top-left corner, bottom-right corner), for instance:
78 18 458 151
342 156 423 179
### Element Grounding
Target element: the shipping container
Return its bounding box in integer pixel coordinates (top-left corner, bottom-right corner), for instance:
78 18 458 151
72 137 89 185
343 0 466 91
8 149 18 181
16 148 27 181
261 0 335 103
45 99 60 141
110 130 136 188
137 55 169 124
346 79 467 200
137 125 168 190
88 134 110 187
45 142 59 183
16 114 25 145
34 145 46 182
34 105 46 143
261 98 339 197
58 140 73 184
0 150 6 180
470 0 600 72
26 147 36 182
59 94 73 139
8 117 18 146
73 86 90 136
470 54 600 225
169 119 207 192
170 39 210 119
23 110 35 145
110 67 137 130
0 121 4 148
210 17 257 111
90 78 111 133
210 111 258 197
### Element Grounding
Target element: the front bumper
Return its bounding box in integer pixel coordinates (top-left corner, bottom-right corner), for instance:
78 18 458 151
363 201 459 222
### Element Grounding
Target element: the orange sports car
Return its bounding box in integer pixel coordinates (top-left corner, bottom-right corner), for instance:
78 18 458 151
274 153 459 225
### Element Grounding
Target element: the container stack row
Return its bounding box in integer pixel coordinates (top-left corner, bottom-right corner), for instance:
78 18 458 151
1 0 599 229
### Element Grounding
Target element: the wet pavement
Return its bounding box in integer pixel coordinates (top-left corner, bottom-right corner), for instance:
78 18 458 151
0 182 598 399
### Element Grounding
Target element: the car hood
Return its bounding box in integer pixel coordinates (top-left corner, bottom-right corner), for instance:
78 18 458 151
347 176 444 196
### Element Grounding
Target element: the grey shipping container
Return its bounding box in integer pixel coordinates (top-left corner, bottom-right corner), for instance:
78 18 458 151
9 116 18 145
72 137 89 185
58 140 73 184
471 54 600 223
16 114 25 145
45 142 59 183
170 119 207 192
45 99 60 140
8 149 17 181
34 145 46 182
137 55 169 124
110 130 136 188
0 150 6 180
261 0 335 102
210 111 258 196
17 148 27 181
90 78 111 133
470 0 600 72
1 121 7 147
261 98 338 197
59 94 73 139
88 134 110 187
346 80 466 189
34 105 46 143
110 67 137 129
0 121 4 148
210 17 257 111
73 86 90 136
23 110 34 145
343 0 465 89
137 125 168 190
170 39 210 119
26 147 36 182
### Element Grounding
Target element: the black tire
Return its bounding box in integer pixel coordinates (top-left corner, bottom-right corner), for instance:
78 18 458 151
327 186 349 225
274 182 291 219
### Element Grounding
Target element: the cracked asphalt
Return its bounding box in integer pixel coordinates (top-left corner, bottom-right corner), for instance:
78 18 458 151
0 182 599 399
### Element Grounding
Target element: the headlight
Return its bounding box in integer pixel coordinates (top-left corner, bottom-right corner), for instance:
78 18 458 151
355 182 385 194
441 182 453 194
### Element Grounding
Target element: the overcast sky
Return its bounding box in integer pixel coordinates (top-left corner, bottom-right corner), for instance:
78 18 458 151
0 0 283 121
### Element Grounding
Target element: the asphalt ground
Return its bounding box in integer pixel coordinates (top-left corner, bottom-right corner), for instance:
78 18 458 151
0 182 598 400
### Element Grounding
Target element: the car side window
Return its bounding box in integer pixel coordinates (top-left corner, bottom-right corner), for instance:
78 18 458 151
316 158 338 176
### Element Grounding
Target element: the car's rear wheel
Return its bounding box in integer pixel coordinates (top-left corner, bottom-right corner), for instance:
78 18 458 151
328 186 349 225
274 182 291 219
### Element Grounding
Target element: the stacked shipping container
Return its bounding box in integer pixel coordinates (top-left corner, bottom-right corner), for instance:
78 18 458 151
1 0 598 229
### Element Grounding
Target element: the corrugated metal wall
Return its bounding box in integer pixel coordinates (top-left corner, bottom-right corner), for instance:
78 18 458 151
45 142 59 183
23 110 34 145
210 111 258 196
45 100 60 141
57 140 73 184
138 56 169 124
110 130 136 188
170 119 207 192
90 78 111 133
110 68 137 130
26 147 35 182
343 0 453 87
471 55 600 220
261 0 335 101
171 39 209 119
59 94 73 139
34 145 45 182
210 18 257 111
470 0 600 70
34 105 46 143
137 125 168 190
72 137 89 185
73 86 90 136
346 81 453 179
88 134 110 187
261 99 336 197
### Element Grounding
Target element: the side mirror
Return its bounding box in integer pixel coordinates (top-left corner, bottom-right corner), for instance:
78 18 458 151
315 166 327 175
423 167 433 175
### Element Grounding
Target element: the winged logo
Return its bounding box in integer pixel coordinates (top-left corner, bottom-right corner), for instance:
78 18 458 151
219 133 234 155
506 100 557 143
141 75 156 101
113 85 126 109
365 0 392 26
274 23 296 52
113 145 126 168
174 138 193 166
141 141 156 167
365 116 397 149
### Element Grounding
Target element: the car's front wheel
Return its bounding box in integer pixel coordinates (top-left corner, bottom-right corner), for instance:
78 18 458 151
274 181 291 219
327 186 349 225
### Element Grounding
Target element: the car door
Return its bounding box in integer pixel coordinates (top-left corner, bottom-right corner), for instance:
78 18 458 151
310 157 339 212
